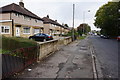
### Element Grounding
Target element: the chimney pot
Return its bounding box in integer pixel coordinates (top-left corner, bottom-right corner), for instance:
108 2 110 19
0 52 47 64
47 15 49 18
19 0 24 7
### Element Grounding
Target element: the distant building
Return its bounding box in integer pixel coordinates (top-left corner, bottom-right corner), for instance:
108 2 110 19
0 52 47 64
42 15 69 36
0 1 44 37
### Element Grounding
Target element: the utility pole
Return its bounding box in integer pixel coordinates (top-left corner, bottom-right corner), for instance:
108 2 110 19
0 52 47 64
72 4 75 41
83 11 85 36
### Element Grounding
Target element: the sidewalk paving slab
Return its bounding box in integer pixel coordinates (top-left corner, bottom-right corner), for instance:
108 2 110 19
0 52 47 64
12 38 93 79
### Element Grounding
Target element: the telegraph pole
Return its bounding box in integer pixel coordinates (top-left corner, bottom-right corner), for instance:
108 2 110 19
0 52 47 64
72 4 75 41
83 11 85 36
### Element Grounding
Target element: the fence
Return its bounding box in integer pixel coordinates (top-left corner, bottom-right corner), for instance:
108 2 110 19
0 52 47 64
2 46 39 79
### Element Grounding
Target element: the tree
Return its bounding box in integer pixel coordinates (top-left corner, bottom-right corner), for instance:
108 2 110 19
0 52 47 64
94 2 119 37
77 23 91 35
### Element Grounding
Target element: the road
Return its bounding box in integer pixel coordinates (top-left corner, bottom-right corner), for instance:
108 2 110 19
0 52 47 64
89 35 118 78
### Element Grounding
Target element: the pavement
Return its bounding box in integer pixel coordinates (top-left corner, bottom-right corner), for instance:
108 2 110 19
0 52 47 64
12 37 94 79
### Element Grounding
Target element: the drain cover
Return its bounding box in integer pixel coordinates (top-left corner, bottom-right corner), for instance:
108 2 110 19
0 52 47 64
80 46 87 50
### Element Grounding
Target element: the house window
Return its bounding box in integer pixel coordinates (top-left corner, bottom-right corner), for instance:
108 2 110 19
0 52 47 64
23 27 30 34
15 13 20 17
23 16 31 21
0 26 10 34
34 29 40 34
35 20 38 23
29 18 31 20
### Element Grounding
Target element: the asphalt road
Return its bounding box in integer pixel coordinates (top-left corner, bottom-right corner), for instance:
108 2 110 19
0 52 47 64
89 35 118 78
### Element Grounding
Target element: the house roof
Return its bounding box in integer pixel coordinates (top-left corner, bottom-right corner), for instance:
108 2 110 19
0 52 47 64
0 3 43 21
42 16 71 30
42 17 62 27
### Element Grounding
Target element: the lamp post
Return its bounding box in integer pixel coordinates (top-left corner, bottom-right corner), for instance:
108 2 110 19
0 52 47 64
82 10 90 36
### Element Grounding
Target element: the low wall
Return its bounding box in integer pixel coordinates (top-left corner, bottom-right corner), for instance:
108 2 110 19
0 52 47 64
37 37 72 61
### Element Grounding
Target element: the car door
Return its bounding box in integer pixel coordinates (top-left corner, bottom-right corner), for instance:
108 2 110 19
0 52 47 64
40 34 46 41
34 34 40 41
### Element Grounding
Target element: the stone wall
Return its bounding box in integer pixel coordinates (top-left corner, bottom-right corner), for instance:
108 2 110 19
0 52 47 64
37 37 72 61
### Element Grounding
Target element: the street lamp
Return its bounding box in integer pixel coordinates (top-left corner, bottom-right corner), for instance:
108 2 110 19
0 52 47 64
82 10 90 36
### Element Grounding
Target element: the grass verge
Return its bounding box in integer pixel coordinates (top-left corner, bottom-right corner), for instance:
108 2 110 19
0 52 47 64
78 36 86 40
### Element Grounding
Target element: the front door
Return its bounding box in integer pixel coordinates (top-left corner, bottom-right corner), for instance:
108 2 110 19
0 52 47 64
16 27 20 37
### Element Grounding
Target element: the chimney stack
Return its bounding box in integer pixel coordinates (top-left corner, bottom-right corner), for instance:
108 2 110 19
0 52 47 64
55 20 57 22
47 15 49 18
19 0 24 7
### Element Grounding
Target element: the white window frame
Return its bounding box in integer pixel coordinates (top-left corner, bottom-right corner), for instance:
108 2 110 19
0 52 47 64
34 28 40 34
35 19 38 23
14 13 20 17
0 25 10 34
23 27 31 34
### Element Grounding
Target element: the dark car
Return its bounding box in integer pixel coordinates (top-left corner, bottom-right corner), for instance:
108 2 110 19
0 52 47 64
100 35 109 39
29 33 53 42
117 36 120 41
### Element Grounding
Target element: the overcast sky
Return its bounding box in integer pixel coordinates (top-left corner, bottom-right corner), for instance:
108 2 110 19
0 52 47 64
0 0 113 30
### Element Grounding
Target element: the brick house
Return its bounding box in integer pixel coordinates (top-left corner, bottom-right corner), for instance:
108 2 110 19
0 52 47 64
0 1 44 37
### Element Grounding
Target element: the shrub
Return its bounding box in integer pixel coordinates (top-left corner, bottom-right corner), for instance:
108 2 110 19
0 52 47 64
2 36 37 52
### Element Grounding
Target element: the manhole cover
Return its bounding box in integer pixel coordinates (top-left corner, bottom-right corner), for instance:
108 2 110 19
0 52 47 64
80 46 87 50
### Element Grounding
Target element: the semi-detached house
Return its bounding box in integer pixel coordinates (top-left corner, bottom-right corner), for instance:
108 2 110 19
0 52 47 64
42 15 70 36
42 15 62 36
0 1 44 37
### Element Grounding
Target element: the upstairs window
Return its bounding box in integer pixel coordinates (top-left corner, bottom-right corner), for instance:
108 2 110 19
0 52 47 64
23 16 31 21
15 13 20 17
35 19 38 23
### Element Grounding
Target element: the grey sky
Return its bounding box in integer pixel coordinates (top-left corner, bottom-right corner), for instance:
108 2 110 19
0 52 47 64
0 0 112 30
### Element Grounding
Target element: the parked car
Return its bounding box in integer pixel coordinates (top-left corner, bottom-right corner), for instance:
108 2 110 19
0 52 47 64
117 36 120 41
29 33 53 42
100 35 109 39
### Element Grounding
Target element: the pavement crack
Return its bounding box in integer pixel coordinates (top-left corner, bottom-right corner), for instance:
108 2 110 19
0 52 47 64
56 63 65 74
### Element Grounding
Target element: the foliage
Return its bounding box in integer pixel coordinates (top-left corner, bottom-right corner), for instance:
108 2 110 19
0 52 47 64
62 29 79 38
67 29 79 36
2 36 37 52
77 23 91 35
78 36 86 40
94 2 119 37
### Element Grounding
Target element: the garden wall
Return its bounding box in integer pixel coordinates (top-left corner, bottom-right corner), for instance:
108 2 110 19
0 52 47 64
37 37 72 61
